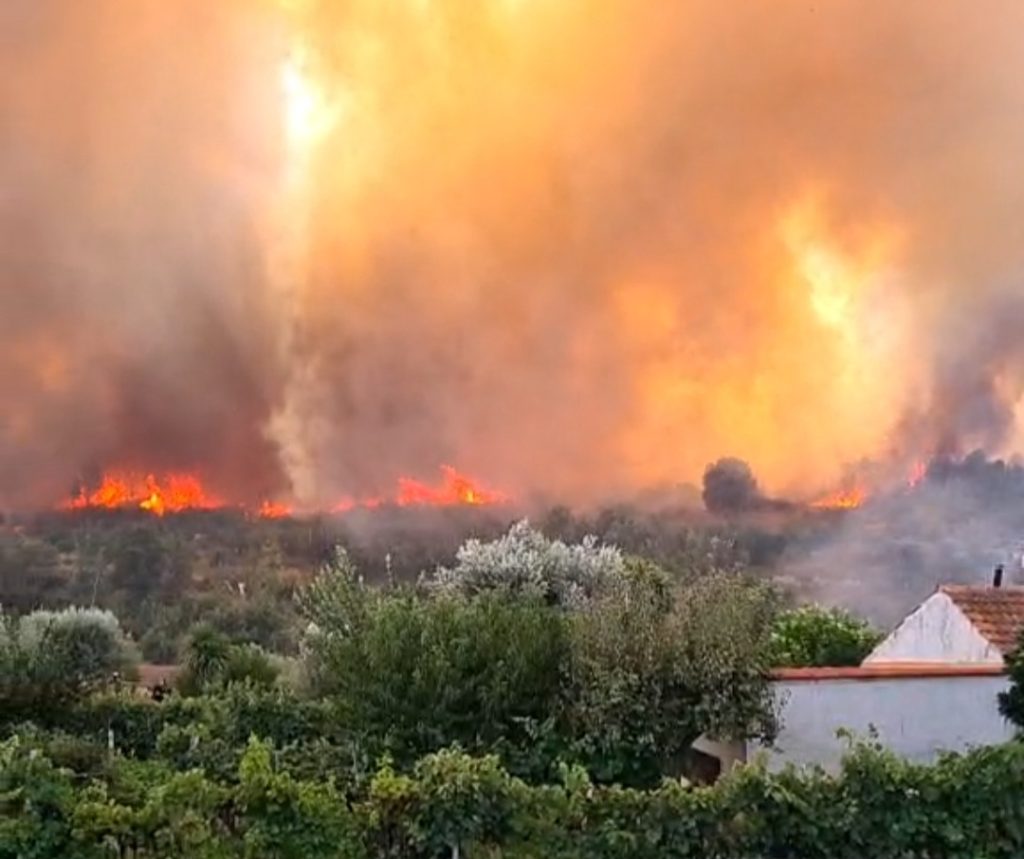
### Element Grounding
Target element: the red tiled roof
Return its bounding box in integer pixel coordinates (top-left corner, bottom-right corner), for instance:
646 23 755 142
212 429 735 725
940 585 1024 655
772 663 1007 681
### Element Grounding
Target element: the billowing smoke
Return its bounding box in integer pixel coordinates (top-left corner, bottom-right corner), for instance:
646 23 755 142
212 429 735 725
5 1 1024 510
785 451 1024 625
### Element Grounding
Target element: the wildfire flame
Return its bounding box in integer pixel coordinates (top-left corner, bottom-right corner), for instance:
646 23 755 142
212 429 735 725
397 465 507 507
65 473 222 517
257 499 294 520
809 459 932 511
811 483 867 511
61 466 507 518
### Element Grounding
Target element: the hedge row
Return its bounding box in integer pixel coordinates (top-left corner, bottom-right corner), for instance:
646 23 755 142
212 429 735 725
4 733 1024 858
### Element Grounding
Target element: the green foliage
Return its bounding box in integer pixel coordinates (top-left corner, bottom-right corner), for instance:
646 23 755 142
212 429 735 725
302 555 568 774
301 546 777 787
0 607 137 721
768 604 883 668
363 750 520 857
0 736 78 859
5 733 1024 859
72 768 229 858
175 624 280 696
223 644 280 689
999 625 1024 729
564 572 778 786
237 737 363 859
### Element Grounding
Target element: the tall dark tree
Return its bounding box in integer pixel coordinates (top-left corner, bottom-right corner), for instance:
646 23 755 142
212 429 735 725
702 458 762 514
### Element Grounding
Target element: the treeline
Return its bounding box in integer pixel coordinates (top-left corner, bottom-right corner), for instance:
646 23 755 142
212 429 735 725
0 502 799 662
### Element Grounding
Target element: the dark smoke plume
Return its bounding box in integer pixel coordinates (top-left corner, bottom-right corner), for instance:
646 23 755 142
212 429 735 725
785 451 1024 626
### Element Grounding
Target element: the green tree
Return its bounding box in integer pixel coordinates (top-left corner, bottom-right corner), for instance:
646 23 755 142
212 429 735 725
300 552 568 772
564 573 779 786
177 624 232 695
237 737 363 859
0 607 137 722
767 605 883 668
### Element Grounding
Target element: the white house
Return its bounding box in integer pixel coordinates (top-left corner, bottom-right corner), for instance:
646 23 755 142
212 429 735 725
746 662 1013 772
703 582 1024 776
863 585 1024 665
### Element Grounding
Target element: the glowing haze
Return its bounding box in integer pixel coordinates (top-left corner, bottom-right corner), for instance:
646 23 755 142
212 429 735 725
3 0 1024 511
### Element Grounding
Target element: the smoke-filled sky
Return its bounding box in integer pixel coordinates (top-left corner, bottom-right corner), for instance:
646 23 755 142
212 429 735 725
4 0 1024 509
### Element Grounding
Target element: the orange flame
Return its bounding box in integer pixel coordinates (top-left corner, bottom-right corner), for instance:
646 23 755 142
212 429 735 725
811 483 867 510
397 465 507 507
65 472 221 516
63 466 508 518
257 499 293 519
907 460 927 488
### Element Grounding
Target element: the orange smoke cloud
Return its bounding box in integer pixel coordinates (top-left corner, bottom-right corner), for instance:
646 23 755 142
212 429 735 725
4 1 1024 510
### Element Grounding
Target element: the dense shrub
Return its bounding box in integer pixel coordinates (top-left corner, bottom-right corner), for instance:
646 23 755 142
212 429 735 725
768 604 883 667
3 735 1024 859
302 552 569 776
175 624 280 695
563 572 778 785
300 547 777 787
53 686 356 783
0 607 137 720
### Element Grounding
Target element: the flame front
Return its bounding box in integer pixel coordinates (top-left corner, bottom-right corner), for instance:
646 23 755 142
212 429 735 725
62 466 507 518
811 484 868 511
397 465 507 507
65 473 222 517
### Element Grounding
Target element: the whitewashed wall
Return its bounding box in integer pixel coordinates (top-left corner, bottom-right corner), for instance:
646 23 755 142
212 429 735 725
748 672 1014 772
864 591 1002 664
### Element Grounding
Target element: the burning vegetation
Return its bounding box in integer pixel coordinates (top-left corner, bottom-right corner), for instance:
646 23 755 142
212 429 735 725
3 0 1024 547
60 466 507 519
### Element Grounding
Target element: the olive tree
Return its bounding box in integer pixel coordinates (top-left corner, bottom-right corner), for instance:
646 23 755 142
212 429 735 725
0 606 137 720
563 572 780 785
427 519 628 607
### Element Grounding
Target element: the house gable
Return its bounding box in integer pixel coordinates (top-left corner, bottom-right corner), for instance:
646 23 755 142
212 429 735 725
863 591 1003 664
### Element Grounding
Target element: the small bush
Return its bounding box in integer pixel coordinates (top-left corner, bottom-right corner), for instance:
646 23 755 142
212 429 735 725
768 604 883 668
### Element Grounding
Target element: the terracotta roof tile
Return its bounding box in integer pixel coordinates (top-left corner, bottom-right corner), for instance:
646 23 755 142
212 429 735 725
940 585 1024 655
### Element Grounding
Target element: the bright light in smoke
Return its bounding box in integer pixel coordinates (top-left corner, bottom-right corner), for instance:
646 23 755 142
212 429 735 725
281 47 339 150
781 202 872 338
